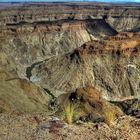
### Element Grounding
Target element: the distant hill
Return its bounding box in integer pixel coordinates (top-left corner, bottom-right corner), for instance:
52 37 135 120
0 0 140 3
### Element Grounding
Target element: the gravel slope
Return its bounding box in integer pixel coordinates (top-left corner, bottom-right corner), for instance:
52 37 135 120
0 113 140 140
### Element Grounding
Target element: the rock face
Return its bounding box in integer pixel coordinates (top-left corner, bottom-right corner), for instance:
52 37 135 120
0 3 140 104
0 3 140 32
31 32 140 101
0 19 117 79
106 16 140 32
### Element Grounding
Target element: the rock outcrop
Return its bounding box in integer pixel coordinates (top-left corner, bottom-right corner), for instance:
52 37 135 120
57 86 122 124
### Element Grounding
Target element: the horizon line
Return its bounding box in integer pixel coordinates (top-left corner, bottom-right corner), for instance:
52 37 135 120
0 1 140 3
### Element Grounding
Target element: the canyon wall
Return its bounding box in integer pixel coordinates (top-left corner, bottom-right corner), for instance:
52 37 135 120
0 3 140 32
0 20 117 78
30 32 140 101
0 3 140 102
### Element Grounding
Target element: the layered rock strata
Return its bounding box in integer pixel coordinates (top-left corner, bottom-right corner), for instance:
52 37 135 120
0 3 140 32
0 3 140 104
31 32 140 101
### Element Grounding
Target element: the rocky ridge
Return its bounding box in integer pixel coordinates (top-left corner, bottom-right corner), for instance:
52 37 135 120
0 3 140 32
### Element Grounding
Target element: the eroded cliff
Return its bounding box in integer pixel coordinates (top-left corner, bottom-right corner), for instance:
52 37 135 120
0 3 140 32
0 3 140 108
0 19 117 79
28 32 140 101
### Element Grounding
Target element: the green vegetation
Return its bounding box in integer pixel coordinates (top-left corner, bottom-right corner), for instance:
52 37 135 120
26 61 43 80
26 67 32 80
26 59 48 80
43 88 55 99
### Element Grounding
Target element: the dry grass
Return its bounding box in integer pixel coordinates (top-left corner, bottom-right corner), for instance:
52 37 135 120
104 110 115 127
63 102 74 124
58 86 121 125
62 101 80 124
123 122 130 131
121 119 131 131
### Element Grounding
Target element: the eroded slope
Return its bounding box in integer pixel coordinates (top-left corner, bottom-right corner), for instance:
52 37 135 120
31 32 140 101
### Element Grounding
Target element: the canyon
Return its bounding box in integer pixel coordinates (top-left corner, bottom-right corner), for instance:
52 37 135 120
0 3 140 100
0 2 140 139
